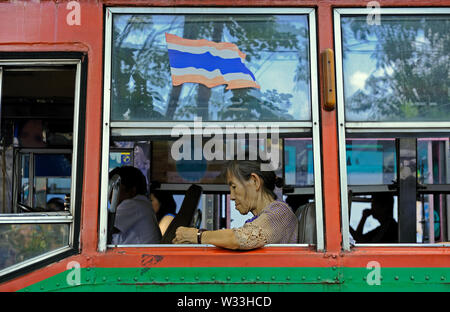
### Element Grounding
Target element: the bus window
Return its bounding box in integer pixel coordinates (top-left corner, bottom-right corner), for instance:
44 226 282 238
101 8 324 250
106 135 318 246
0 60 83 275
335 8 450 248
1 67 75 213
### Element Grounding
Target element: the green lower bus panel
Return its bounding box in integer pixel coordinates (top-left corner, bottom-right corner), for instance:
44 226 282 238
20 267 449 292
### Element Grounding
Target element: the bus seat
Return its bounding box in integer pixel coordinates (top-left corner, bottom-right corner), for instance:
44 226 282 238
160 184 203 244
296 202 316 244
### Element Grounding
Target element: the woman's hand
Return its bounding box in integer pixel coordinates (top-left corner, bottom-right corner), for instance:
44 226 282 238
173 227 241 250
173 226 198 244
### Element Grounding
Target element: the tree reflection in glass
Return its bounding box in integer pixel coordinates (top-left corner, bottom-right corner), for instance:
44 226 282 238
342 15 450 122
111 14 311 122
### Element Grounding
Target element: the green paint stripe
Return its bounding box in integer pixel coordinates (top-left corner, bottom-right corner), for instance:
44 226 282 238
341 267 450 292
19 267 450 292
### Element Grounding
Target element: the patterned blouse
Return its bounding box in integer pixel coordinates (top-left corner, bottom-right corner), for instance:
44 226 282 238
232 200 298 250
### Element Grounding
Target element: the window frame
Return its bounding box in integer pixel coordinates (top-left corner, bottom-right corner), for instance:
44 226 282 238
13 148 73 212
100 7 324 252
0 55 85 279
334 7 450 251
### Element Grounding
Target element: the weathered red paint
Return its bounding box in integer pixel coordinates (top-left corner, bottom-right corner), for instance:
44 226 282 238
0 0 449 293
317 3 342 254
0 1 104 256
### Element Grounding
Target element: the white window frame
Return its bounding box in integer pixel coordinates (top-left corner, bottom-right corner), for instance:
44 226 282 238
0 58 82 277
100 7 324 252
334 7 450 251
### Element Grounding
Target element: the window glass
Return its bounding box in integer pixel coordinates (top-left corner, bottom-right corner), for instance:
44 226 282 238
150 139 227 184
341 15 450 122
0 62 80 276
16 152 71 212
111 137 284 186
109 150 133 170
346 138 450 185
417 194 446 243
19 154 30 206
107 135 314 241
349 194 398 242
284 138 314 186
346 139 396 185
111 14 311 122
1 66 76 215
346 136 450 244
418 138 449 185
0 223 69 271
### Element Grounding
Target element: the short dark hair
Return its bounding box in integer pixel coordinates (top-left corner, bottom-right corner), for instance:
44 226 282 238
109 166 147 195
372 193 394 205
372 192 394 214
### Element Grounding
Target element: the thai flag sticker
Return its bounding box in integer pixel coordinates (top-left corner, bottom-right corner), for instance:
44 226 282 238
165 33 260 90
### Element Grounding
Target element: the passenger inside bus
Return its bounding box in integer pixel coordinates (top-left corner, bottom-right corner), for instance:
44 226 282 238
350 193 398 243
46 197 65 211
17 119 46 148
109 166 161 245
149 181 177 236
173 158 298 250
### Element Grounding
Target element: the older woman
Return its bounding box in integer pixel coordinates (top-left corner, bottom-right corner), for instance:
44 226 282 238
173 160 298 250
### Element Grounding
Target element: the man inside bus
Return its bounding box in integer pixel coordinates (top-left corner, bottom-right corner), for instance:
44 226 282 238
350 193 398 243
108 166 161 245
18 119 46 148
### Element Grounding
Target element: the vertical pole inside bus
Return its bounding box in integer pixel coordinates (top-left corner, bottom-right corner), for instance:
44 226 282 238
397 137 417 243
